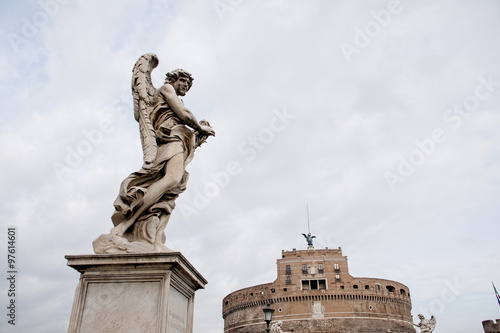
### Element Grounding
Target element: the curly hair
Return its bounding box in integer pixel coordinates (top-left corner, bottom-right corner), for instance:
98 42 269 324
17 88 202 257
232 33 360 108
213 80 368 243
164 69 194 90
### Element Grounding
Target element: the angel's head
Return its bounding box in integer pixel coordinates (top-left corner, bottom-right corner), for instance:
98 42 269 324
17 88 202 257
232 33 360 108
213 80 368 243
165 69 194 96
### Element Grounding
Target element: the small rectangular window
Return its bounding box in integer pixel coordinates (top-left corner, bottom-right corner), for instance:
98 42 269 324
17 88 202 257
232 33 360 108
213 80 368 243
335 274 341 281
310 280 318 290
302 279 327 290
286 276 292 285
318 263 324 273
286 265 291 275
302 264 308 274
376 284 381 291
319 279 326 290
302 280 310 290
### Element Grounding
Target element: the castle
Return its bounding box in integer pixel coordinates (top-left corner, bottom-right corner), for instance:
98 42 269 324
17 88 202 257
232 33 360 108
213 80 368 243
223 246 415 333
483 319 500 333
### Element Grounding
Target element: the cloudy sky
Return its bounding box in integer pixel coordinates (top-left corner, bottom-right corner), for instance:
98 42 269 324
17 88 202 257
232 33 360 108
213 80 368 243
1 0 499 332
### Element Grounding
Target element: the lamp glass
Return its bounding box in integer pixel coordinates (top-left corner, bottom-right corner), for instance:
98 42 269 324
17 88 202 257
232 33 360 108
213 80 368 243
263 304 274 322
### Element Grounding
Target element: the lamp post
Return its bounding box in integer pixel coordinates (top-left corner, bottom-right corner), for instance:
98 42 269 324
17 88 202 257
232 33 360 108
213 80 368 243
263 303 274 333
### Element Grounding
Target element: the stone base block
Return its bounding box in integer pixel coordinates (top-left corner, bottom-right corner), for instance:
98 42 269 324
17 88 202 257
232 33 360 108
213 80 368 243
66 253 207 333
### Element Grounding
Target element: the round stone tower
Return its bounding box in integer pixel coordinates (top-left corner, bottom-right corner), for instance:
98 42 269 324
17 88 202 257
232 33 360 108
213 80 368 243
223 247 415 333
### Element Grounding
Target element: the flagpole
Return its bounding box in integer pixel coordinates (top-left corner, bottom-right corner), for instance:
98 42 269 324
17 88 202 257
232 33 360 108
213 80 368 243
492 282 500 307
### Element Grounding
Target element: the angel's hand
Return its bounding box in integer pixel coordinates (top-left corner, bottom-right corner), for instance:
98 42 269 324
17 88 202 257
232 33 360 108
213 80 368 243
199 125 215 137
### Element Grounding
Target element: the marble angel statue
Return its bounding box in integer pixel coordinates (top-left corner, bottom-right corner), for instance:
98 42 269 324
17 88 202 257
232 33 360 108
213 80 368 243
93 53 214 254
270 321 284 333
414 314 436 333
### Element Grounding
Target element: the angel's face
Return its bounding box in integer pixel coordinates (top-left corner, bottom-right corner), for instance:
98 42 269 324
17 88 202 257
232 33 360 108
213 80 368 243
172 76 191 96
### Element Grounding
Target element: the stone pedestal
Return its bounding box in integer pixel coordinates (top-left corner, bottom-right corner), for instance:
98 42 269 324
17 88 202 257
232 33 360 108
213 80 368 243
66 253 207 333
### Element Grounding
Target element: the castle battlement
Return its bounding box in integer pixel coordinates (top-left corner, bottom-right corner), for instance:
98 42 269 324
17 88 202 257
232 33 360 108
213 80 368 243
483 319 500 332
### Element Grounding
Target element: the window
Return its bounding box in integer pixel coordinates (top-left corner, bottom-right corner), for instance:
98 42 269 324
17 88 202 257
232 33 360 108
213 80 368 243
365 285 370 290
334 263 340 272
335 274 341 281
400 289 407 295
353 284 358 290
283 288 287 292
318 263 324 273
301 279 327 290
302 280 309 290
319 279 326 289
310 280 318 289
376 284 381 291
340 285 345 290
285 265 291 275
386 285 395 293
271 288 275 293
302 264 308 274
286 276 292 285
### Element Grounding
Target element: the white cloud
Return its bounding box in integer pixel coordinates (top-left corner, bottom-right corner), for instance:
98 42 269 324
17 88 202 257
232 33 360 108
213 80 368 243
1 0 500 332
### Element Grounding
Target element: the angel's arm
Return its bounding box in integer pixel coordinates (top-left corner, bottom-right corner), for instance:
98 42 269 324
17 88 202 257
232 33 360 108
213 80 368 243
159 84 214 136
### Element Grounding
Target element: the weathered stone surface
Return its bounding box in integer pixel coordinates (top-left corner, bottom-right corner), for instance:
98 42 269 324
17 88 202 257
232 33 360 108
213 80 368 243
79 281 161 332
66 252 206 333
226 318 415 333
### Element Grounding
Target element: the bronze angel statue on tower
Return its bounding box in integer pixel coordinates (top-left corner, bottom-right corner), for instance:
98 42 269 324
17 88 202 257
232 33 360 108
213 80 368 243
93 54 214 254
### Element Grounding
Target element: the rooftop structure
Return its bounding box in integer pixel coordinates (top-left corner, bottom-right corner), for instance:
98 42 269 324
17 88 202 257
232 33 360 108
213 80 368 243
483 319 500 333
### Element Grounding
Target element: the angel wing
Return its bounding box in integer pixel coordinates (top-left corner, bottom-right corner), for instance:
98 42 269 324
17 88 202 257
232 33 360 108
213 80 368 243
131 53 159 169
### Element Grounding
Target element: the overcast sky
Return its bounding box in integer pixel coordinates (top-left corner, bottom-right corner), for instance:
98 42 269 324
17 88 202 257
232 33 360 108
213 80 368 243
1 0 499 332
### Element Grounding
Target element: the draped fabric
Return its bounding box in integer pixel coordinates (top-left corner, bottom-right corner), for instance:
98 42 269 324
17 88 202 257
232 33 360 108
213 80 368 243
111 103 196 228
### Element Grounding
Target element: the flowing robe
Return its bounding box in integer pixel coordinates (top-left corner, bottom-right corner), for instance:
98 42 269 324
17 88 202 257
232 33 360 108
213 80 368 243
111 92 196 237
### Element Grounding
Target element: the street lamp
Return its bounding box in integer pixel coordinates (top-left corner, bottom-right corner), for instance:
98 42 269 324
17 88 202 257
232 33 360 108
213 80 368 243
263 303 274 333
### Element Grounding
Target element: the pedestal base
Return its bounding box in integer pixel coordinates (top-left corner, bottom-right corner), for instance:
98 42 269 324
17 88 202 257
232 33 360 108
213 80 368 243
66 253 207 333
